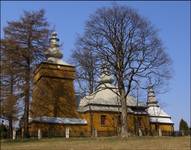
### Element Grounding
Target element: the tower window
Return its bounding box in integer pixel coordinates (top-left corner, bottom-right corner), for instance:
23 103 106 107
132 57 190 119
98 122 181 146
100 115 106 126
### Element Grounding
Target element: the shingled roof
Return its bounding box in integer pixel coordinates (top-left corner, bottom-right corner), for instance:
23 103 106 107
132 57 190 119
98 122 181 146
29 116 87 125
78 73 146 113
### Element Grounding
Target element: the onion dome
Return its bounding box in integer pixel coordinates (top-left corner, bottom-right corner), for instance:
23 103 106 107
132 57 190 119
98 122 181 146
45 32 71 65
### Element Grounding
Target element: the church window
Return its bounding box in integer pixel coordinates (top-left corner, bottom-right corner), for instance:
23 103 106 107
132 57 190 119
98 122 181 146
100 115 106 126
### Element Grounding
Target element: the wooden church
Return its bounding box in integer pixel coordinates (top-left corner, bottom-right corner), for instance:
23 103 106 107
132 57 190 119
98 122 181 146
29 32 174 138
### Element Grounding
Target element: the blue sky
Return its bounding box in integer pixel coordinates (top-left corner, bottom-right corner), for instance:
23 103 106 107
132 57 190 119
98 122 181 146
1 1 190 129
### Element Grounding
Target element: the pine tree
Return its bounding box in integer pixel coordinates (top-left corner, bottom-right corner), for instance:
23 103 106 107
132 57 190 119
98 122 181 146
179 118 189 135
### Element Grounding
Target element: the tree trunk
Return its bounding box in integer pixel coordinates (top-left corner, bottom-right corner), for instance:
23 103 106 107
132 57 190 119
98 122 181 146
88 75 94 137
89 105 94 137
120 88 129 137
23 71 30 138
9 74 14 139
8 117 13 139
90 112 94 137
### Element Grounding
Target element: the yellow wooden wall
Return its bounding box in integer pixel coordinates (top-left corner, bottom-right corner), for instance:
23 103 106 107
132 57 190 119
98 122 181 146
29 111 173 137
150 123 174 136
80 111 150 136
31 63 78 118
80 111 118 136
29 122 90 137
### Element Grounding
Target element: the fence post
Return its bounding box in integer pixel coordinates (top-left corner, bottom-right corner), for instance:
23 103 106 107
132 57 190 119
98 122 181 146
94 128 97 137
65 127 69 139
158 128 162 136
38 129 42 139
138 128 142 136
12 129 16 140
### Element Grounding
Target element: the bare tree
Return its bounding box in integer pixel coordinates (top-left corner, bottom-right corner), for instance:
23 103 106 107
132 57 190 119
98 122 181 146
74 5 171 137
71 38 99 96
2 9 51 138
72 38 104 137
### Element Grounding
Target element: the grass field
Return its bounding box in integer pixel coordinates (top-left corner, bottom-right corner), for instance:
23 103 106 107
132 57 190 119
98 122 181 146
1 136 190 150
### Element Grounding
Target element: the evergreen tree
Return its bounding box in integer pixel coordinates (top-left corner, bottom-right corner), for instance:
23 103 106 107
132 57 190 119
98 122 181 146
179 118 189 135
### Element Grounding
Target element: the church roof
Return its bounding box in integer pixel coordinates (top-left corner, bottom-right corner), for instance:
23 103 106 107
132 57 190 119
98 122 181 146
147 106 170 117
149 116 173 124
29 116 87 125
147 106 173 124
79 85 145 107
78 105 148 115
79 82 146 113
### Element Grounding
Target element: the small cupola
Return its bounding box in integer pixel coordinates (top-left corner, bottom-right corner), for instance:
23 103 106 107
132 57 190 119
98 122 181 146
147 85 159 107
96 63 114 90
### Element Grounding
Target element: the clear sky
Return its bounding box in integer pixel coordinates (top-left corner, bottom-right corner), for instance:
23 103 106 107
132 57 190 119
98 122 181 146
1 1 190 130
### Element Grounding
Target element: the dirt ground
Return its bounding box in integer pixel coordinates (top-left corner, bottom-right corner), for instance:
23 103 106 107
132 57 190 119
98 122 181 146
1 136 190 150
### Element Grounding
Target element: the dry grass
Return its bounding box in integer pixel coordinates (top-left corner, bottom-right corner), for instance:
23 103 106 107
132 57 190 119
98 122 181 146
1 136 190 150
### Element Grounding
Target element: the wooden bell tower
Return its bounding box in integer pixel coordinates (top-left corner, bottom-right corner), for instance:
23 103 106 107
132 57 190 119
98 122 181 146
31 32 78 118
